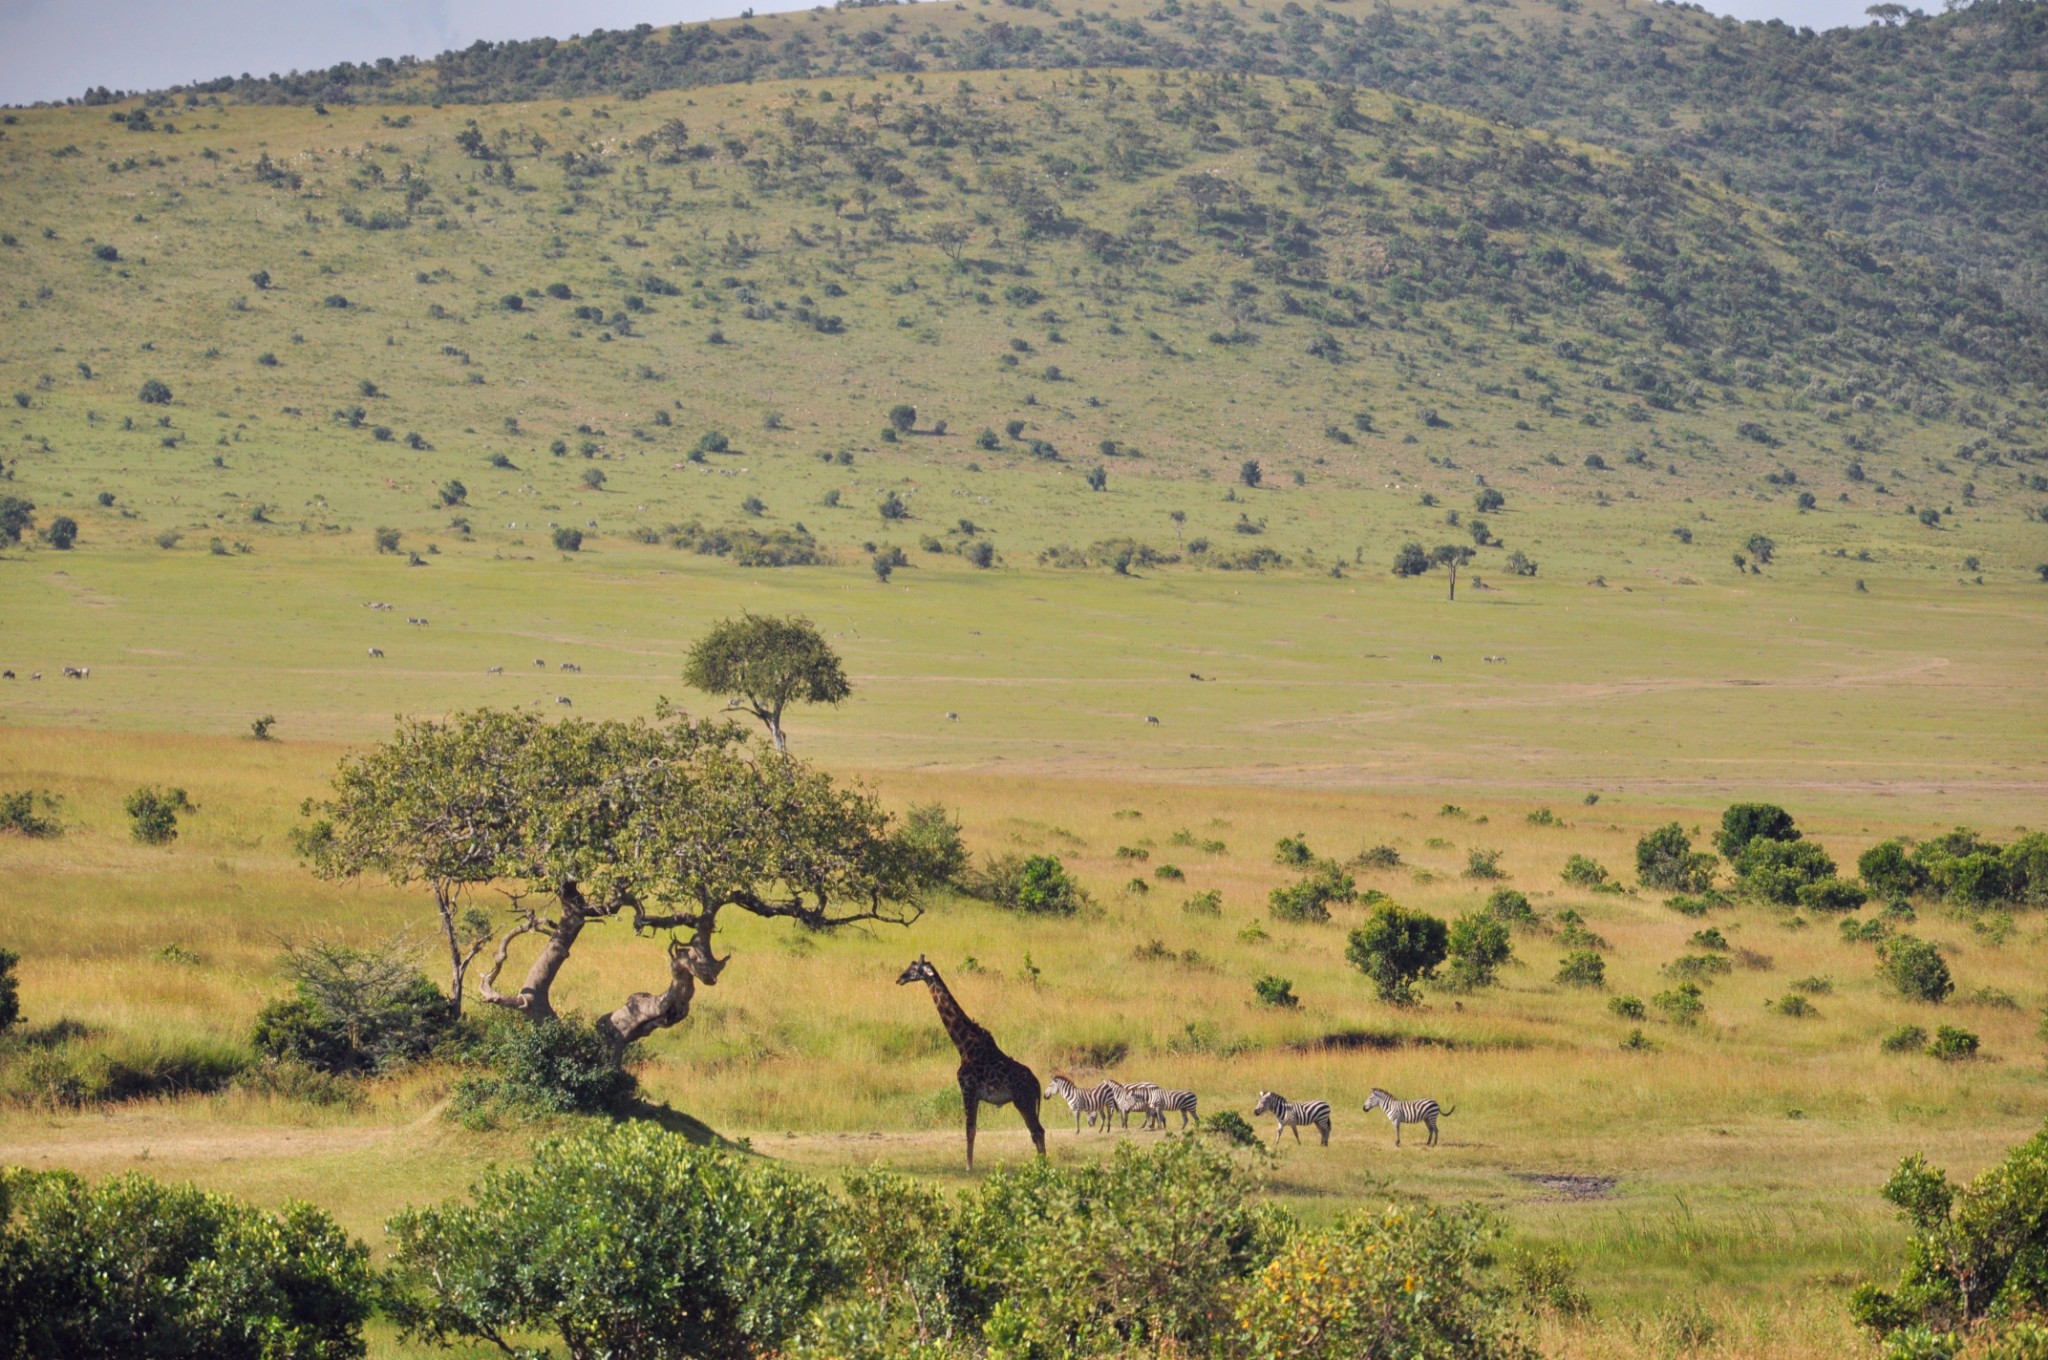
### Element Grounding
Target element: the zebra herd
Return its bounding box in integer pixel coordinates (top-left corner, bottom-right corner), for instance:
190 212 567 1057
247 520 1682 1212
1045 1076 1452 1148
1045 1075 1200 1133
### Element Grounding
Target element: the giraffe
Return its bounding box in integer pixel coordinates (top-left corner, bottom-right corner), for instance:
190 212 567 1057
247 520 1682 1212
898 954 1047 1169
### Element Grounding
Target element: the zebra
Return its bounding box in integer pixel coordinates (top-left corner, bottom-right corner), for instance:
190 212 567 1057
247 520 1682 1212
1143 1087 1200 1130
1101 1079 1159 1130
1253 1091 1332 1146
1363 1088 1453 1147
1044 1074 1120 1134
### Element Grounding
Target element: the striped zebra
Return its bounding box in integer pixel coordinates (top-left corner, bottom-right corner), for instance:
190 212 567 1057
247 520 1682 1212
1108 1080 1159 1130
1143 1087 1200 1130
1045 1074 1121 1134
1253 1091 1332 1146
1363 1088 1453 1146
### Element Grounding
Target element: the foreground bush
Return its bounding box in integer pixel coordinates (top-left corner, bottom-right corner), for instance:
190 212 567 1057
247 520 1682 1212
1850 1121 2048 1352
0 1168 374 1360
1236 1205 1534 1360
388 1122 841 1360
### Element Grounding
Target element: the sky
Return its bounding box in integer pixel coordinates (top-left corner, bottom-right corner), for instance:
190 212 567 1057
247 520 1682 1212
0 0 1895 107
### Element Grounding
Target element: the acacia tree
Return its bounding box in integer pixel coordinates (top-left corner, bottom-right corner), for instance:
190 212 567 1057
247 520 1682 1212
299 707 923 1061
1431 543 1476 599
683 613 850 753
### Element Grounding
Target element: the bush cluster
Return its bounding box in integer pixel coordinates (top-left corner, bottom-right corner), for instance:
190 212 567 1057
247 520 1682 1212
964 852 1089 916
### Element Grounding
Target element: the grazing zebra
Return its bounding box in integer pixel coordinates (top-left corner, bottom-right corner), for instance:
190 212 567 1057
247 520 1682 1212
1144 1087 1200 1130
1044 1074 1120 1134
1363 1088 1453 1147
367 647 384 658
1253 1091 1332 1146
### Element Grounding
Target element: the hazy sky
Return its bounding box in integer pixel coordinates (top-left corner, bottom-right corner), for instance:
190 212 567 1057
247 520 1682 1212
0 0 1891 107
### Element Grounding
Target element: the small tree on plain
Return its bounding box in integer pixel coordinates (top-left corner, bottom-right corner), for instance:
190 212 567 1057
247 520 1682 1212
1344 902 1448 1004
1444 913 1512 990
138 379 172 405
682 613 850 754
1431 543 1476 599
125 785 190 845
0 496 35 546
1239 459 1262 489
887 403 918 434
41 515 77 550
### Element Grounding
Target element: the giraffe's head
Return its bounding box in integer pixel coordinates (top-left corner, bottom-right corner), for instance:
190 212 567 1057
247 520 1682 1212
896 954 939 986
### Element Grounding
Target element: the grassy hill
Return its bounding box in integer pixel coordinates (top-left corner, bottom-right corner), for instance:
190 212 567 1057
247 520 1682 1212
3 66 2043 582
75 0 2048 329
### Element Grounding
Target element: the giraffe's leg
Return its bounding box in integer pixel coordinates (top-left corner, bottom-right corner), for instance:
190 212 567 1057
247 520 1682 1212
962 1090 979 1171
1019 1087 1047 1159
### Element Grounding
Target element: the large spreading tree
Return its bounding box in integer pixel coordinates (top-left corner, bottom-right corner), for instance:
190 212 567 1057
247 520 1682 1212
298 704 927 1059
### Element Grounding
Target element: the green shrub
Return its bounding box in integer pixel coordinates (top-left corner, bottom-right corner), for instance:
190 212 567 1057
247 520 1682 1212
1354 843 1402 869
1464 847 1505 879
1927 1026 1979 1062
0 789 62 838
389 1123 839 1360
1790 976 1834 995
1608 994 1646 1021
1235 1205 1532 1360
1182 890 1223 916
1879 935 1954 1003
123 784 189 845
1273 833 1314 867
1253 975 1299 1008
1798 879 1868 912
1842 915 1893 944
0 1169 373 1360
962 852 1084 916
450 1014 635 1118
250 940 458 1075
1345 903 1449 1004
1204 1109 1261 1149
1555 950 1606 989
553 526 584 551
1485 888 1540 928
1771 994 1817 1018
1664 953 1734 983
1555 909 1607 951
1637 822 1717 892
954 1138 1285 1355
1652 982 1706 1026
1269 860 1355 923
891 802 967 887
1560 853 1610 888
1717 802 1800 859
1850 1123 2048 1344
1444 913 1513 990
1735 837 1838 905
1880 1025 1929 1054
1859 839 1930 899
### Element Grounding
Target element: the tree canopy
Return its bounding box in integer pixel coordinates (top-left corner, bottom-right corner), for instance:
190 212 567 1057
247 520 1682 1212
298 706 927 1057
682 613 851 753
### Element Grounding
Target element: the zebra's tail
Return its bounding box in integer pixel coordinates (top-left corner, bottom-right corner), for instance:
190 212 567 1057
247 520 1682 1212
1438 1103 1456 1118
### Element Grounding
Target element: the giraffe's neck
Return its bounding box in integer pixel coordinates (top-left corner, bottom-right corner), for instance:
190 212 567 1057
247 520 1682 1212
924 972 988 1057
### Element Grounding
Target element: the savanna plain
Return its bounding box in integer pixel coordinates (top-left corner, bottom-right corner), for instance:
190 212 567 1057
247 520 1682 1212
3 1 2048 1354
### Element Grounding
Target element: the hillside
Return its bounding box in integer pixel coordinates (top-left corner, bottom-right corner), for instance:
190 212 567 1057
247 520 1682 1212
73 0 2048 329
3 67 2044 580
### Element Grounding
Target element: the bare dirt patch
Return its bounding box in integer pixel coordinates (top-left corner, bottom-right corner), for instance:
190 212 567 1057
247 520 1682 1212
1512 1171 1620 1201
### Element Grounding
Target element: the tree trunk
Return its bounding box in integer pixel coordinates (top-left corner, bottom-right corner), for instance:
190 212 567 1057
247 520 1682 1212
433 885 466 1018
1447 563 1459 601
477 902 587 1021
598 921 727 1059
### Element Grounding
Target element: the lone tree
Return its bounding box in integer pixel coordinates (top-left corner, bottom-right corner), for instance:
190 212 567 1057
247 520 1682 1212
683 613 851 754
1345 902 1448 1004
1431 543 1476 599
0 496 35 546
1239 459 1263 489
298 706 928 1061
